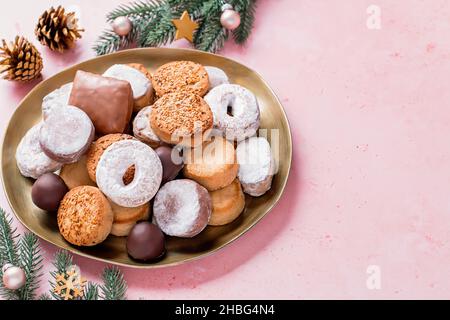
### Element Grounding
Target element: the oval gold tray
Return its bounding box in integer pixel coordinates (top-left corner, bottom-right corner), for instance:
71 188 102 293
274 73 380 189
1 48 292 268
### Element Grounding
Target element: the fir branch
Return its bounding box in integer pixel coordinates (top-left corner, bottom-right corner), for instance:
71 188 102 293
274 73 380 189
0 208 20 300
107 0 162 22
93 29 138 56
0 207 19 266
100 266 127 300
38 293 52 300
84 282 99 300
49 250 73 300
231 0 257 44
138 1 175 48
17 232 43 300
194 0 228 53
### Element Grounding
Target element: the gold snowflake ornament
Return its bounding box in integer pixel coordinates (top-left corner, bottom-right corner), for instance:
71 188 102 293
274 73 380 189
53 265 87 300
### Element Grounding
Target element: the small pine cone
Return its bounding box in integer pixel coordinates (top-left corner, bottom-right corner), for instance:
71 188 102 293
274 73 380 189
35 5 84 52
0 36 43 82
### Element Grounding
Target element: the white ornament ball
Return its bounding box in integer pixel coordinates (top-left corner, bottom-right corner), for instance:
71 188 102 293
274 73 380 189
112 16 133 36
220 9 241 31
2 265 26 290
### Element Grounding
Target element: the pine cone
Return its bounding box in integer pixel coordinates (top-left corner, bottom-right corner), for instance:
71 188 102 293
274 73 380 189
35 6 84 52
0 36 43 81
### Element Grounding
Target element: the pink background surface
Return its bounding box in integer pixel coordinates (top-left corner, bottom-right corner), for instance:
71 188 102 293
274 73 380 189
1 0 450 299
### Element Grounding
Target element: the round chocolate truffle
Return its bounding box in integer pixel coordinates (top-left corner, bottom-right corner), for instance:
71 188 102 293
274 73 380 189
126 222 165 261
31 173 69 211
155 146 184 184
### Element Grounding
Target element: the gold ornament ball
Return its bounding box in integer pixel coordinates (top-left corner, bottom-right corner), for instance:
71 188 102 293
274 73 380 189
112 16 133 36
2 264 26 290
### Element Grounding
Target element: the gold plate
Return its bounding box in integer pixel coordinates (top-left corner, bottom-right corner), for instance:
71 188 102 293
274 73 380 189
1 48 292 268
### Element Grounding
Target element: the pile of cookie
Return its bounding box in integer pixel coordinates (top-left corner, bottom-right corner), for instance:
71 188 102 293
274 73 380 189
15 60 276 262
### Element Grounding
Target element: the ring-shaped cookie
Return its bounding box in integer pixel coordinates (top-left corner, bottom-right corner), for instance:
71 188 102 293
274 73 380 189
204 84 260 142
96 140 162 207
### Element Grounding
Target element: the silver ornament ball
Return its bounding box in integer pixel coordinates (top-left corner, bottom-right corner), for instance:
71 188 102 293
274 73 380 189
2 265 26 290
220 9 241 31
112 16 133 36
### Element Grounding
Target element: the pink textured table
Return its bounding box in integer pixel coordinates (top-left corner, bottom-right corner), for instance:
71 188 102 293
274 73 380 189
1 0 450 299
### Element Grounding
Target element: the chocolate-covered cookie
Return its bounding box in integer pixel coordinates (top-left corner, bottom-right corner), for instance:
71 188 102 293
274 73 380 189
126 222 165 261
155 146 183 184
32 173 68 211
69 70 133 135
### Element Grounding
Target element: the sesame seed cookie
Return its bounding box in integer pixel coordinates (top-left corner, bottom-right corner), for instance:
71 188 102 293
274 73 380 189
151 61 209 97
150 92 213 147
57 186 113 246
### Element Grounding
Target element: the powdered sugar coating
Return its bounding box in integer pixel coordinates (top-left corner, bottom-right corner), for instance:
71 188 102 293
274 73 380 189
39 106 94 164
16 123 62 179
205 66 230 89
132 106 160 146
236 137 274 196
103 64 151 99
42 83 73 119
204 84 260 142
96 140 162 208
153 179 211 238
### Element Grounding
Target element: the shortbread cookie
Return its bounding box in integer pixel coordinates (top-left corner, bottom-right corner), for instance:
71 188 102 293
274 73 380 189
39 106 95 164
150 92 213 147
205 84 260 142
153 179 211 238
86 133 135 183
96 140 162 207
42 82 73 119
69 70 133 135
236 137 274 196
209 179 245 226
16 123 62 179
59 155 96 190
57 186 113 246
183 136 238 191
152 61 209 97
132 106 161 148
110 202 150 236
204 66 229 90
103 64 154 112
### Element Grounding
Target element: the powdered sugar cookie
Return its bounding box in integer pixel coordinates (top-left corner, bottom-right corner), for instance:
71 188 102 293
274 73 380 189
86 133 135 183
205 84 260 142
153 179 211 238
205 66 229 89
103 64 153 112
132 106 160 147
16 123 62 179
42 82 73 119
96 140 162 207
236 137 274 197
39 106 95 164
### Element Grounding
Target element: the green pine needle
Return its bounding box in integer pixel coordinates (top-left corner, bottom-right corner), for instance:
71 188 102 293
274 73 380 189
0 207 19 266
94 0 257 55
84 282 99 300
107 0 162 22
100 266 127 300
0 208 20 300
37 293 52 300
231 0 257 44
17 232 43 300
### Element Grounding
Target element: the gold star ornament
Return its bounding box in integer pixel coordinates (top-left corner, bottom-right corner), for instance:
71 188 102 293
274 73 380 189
172 10 198 42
